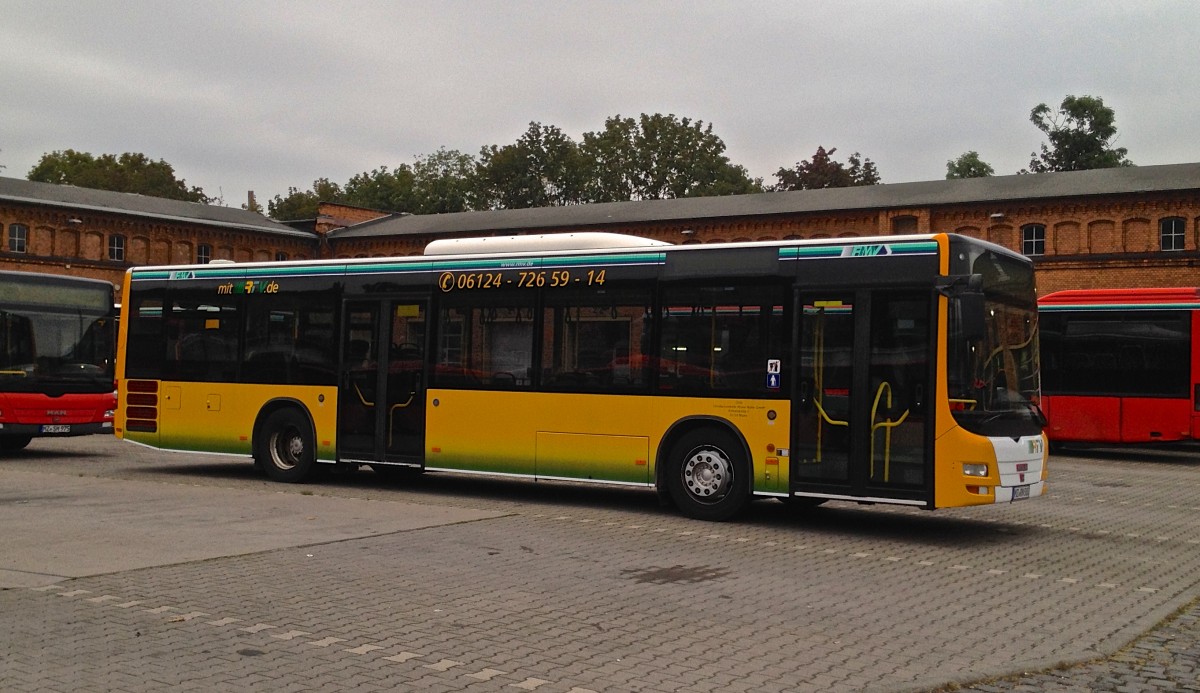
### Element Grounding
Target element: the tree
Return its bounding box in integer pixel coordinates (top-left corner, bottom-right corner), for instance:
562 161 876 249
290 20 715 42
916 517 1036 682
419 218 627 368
267 178 343 220
343 165 417 212
773 146 880 191
474 122 588 210
1025 95 1133 173
581 113 761 202
410 148 477 214
28 149 209 202
946 151 995 179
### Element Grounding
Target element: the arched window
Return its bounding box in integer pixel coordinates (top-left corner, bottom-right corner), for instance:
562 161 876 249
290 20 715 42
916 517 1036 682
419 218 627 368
1160 217 1186 251
1021 224 1045 256
197 243 212 264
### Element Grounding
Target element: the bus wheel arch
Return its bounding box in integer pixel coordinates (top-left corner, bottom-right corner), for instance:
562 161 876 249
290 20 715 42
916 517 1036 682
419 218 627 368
657 418 752 521
253 400 318 483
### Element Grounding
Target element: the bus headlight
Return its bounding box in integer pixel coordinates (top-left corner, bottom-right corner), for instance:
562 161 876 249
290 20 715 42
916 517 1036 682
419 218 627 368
963 463 988 477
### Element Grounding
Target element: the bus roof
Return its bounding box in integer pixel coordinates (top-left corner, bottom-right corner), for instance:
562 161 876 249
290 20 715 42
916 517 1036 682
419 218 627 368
424 232 672 255
129 232 998 276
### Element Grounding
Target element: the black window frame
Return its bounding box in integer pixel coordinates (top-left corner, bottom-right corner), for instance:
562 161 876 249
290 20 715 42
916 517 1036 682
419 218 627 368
108 234 126 262
1160 217 1186 252
8 223 28 253
1021 224 1045 257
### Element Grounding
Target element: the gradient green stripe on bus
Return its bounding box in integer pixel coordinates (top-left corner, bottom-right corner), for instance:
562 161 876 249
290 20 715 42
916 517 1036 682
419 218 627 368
130 252 669 282
778 241 938 260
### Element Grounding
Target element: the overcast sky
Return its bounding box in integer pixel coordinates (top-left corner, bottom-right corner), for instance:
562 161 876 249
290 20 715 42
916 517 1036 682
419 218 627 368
2 1 1198 208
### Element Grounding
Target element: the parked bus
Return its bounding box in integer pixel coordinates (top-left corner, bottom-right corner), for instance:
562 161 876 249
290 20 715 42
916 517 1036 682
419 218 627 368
115 232 1046 520
0 270 117 451
1040 287 1200 445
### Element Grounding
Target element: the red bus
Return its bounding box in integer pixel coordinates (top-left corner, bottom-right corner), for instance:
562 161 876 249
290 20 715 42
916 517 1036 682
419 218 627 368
1039 288 1200 445
0 270 117 452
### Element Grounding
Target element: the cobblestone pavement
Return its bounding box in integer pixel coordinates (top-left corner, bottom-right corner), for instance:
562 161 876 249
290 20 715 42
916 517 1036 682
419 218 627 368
947 597 1200 692
1 438 1199 692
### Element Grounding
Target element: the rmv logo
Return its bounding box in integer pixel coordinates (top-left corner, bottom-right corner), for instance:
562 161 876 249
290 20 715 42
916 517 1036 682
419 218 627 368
845 245 886 257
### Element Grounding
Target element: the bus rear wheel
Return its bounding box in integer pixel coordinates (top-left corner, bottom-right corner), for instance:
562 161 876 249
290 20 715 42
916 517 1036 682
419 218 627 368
256 408 316 483
667 429 749 521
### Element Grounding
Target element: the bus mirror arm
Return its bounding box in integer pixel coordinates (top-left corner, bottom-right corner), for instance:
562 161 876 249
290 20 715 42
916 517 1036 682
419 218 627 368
935 273 983 297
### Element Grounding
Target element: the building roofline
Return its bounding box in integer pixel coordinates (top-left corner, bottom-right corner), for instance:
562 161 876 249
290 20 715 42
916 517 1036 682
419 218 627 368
328 162 1200 240
0 176 313 238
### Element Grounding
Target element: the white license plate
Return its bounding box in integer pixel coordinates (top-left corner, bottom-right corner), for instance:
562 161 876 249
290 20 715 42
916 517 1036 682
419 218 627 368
1011 485 1030 501
40 424 71 433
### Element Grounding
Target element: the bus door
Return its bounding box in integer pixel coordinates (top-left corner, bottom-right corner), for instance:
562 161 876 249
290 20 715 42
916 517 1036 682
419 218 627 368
793 290 932 502
338 298 429 464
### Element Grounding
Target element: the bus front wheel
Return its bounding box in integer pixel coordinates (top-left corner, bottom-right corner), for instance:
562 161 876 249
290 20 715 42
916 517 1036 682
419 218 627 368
667 429 749 521
0 435 32 452
256 408 316 483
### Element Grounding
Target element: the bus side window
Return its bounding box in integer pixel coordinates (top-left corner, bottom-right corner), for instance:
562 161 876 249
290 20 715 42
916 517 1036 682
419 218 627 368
435 297 535 390
164 293 240 382
658 283 789 397
541 286 652 393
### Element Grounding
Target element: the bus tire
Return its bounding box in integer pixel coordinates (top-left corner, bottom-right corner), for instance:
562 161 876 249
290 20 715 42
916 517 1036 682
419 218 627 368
256 408 316 483
667 428 749 521
0 435 32 452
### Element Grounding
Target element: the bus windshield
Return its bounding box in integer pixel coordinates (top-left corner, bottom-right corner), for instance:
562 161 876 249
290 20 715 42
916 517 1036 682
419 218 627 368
0 306 114 393
946 242 1042 438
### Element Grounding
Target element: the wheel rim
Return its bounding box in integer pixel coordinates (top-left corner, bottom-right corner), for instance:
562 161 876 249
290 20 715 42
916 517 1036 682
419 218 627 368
682 445 733 504
270 426 304 470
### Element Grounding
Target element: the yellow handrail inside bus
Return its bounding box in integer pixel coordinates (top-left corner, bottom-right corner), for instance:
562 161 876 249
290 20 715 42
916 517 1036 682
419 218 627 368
352 381 374 407
870 381 910 483
813 309 825 462
813 399 850 429
387 392 415 448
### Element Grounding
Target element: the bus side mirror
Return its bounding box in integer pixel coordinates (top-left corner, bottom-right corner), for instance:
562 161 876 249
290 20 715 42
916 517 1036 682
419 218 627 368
957 292 987 342
938 274 987 342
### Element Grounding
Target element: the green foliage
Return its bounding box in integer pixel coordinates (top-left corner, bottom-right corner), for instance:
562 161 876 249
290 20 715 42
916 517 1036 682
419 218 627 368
474 123 588 210
945 151 995 179
267 178 343 220
409 148 477 214
28 149 209 203
772 146 880 191
581 114 762 202
1025 95 1133 173
343 166 417 212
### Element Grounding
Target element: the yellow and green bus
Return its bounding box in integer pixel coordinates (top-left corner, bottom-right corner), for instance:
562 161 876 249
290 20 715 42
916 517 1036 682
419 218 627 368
116 232 1046 520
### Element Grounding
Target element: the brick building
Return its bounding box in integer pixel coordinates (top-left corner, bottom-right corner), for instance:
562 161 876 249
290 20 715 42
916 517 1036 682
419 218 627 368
323 162 1200 294
5 163 1200 297
0 177 315 302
